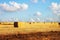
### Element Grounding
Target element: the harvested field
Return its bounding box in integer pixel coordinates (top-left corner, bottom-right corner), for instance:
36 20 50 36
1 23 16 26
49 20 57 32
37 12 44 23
0 31 60 40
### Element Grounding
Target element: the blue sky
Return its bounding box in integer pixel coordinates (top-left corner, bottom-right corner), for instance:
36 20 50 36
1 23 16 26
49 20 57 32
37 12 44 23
0 0 60 22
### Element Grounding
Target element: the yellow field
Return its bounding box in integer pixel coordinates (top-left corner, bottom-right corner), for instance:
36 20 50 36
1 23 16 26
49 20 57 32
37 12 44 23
0 22 60 35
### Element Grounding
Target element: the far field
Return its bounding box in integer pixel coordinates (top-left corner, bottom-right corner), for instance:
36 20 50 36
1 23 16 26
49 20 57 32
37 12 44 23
0 22 60 35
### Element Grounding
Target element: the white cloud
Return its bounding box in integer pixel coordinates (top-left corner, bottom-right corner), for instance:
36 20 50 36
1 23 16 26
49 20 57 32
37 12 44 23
36 18 40 22
30 18 35 22
31 0 38 3
0 11 1 14
36 18 40 21
2 18 20 22
31 0 46 3
46 17 59 22
0 9 3 14
21 3 28 10
49 2 60 15
36 17 45 22
0 1 28 12
28 11 42 22
36 11 42 16
42 0 46 3
29 17 45 22
46 18 54 22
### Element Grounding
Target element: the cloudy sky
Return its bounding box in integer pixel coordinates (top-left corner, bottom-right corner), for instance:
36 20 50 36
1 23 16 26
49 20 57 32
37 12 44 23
0 0 60 22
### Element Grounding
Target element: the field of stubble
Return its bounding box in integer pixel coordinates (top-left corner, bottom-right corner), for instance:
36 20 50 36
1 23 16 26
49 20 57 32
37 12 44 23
0 23 60 40
0 31 60 40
